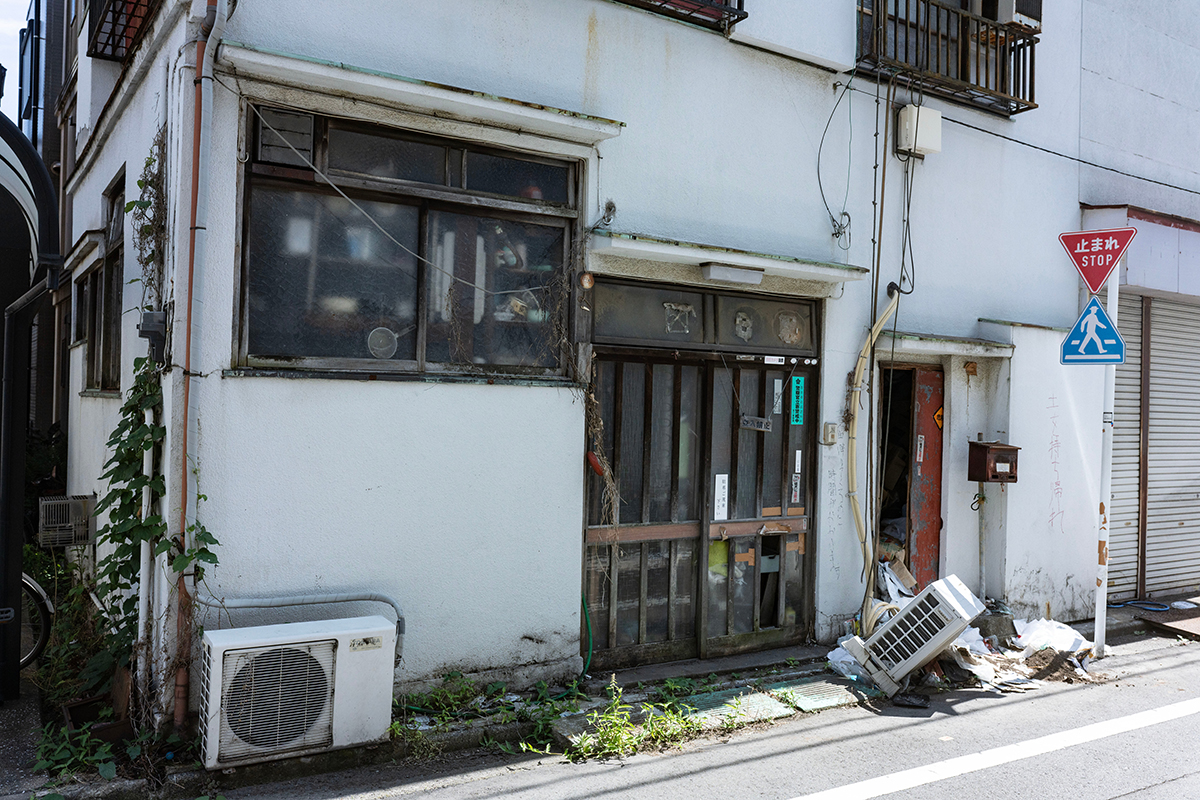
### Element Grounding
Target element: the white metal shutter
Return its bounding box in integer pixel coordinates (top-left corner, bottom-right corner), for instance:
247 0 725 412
1109 294 1142 598
1145 298 1200 596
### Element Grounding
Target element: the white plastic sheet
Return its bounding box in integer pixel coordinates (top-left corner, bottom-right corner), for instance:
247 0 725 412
828 644 875 687
1013 618 1092 655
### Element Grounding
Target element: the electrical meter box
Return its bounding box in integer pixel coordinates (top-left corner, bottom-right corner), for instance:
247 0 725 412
968 441 1019 483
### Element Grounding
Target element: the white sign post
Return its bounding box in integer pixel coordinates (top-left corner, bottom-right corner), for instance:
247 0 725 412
1058 227 1137 659
1094 272 1118 658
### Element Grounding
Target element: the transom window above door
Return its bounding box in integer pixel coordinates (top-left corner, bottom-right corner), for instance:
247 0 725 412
238 107 579 377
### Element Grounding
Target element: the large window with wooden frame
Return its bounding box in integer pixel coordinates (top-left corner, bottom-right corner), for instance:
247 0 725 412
584 279 818 668
238 107 577 377
80 189 124 392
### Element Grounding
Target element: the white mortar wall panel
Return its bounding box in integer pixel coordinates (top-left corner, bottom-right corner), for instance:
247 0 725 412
1001 326 1103 622
1145 299 1200 597
1109 294 1143 598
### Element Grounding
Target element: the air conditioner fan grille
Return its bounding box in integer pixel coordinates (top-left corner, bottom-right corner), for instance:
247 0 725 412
219 640 335 762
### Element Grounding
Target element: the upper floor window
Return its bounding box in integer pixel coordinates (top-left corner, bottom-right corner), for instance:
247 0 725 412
80 185 124 392
239 108 578 377
612 0 747 32
858 0 1039 116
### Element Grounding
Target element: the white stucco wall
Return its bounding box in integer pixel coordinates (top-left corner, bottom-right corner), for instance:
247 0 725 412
1002 325 1104 621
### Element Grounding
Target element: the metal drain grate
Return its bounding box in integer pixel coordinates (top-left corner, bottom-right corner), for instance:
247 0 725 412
681 687 794 728
762 678 859 712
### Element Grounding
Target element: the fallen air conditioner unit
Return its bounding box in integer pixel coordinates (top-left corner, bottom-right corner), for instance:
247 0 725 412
843 575 984 697
199 616 396 770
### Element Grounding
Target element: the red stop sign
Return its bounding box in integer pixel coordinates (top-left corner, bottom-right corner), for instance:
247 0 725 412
1059 227 1137 294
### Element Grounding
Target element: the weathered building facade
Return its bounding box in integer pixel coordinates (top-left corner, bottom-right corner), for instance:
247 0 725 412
13 0 1200 706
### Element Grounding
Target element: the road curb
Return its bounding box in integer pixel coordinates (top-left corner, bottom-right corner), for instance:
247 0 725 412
17 721 534 800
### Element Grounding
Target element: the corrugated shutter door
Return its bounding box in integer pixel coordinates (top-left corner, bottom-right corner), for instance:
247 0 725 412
1109 295 1142 598
1145 298 1200 597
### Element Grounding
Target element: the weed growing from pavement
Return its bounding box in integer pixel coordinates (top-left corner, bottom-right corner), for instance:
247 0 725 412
391 672 583 758
567 676 703 761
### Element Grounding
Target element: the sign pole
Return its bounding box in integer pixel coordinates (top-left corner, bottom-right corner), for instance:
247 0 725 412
1094 266 1120 658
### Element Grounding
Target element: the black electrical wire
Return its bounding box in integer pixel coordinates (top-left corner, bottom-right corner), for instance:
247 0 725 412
817 68 858 248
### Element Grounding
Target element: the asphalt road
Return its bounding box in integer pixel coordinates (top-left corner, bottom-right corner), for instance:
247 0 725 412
226 631 1200 800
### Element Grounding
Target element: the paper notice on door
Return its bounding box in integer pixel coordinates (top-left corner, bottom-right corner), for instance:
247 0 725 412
790 473 801 505
773 379 783 415
714 474 729 521
795 449 803 474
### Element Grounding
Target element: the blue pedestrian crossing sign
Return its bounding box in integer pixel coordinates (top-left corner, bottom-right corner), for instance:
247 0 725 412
1061 297 1125 364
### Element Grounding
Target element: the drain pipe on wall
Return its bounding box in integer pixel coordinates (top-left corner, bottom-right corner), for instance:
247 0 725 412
137 407 153 708
193 593 407 662
848 282 901 636
173 0 226 733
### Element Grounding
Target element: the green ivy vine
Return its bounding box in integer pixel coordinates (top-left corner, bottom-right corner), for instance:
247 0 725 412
92 356 168 675
91 356 221 689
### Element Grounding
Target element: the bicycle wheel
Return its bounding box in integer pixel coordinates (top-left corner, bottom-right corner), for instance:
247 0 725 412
20 575 51 669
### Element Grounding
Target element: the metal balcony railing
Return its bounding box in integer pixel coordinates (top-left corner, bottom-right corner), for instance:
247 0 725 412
858 0 1038 115
613 0 747 32
88 0 163 62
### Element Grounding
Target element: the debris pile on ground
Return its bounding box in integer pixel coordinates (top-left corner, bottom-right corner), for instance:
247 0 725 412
834 568 1100 702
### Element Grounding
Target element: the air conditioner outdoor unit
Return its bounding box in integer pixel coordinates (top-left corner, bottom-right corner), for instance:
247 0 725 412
199 616 396 770
996 0 1041 32
38 495 96 548
843 575 984 697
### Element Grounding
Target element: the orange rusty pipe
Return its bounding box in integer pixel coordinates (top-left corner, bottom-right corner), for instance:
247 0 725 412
174 0 220 733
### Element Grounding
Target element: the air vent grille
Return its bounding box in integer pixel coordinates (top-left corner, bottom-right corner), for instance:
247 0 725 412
218 640 336 763
871 594 952 670
38 495 96 548
256 108 315 168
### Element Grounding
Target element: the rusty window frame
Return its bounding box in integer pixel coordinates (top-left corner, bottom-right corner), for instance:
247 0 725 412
237 107 580 379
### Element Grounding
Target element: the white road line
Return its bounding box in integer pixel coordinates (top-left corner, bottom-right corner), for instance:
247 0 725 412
791 696 1200 800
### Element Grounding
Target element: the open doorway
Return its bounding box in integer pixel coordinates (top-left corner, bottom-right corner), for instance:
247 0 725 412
879 366 944 589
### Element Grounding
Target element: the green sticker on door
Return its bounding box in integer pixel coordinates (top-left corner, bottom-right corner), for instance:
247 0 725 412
791 376 804 425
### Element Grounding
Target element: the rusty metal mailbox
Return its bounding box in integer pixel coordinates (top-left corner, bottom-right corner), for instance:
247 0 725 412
968 441 1019 483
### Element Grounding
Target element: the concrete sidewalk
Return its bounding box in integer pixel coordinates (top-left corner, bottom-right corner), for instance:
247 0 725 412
0 676 46 800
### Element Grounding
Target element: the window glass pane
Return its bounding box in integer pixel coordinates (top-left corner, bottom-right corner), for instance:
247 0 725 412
328 128 445 186
676 365 701 521
735 370 760 520
102 253 122 390
246 187 420 362
585 545 611 651
615 543 641 647
645 541 670 643
617 363 645 525
466 152 568 204
648 365 674 523
762 369 785 515
425 211 565 368
588 360 617 528
673 541 696 639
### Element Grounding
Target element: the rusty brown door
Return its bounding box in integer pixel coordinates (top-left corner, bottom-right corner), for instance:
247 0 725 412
909 368 945 587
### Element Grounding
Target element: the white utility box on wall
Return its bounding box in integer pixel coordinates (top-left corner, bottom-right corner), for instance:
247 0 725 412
896 104 942 157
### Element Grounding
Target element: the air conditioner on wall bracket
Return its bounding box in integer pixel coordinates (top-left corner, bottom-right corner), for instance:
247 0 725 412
199 616 396 770
843 576 984 697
